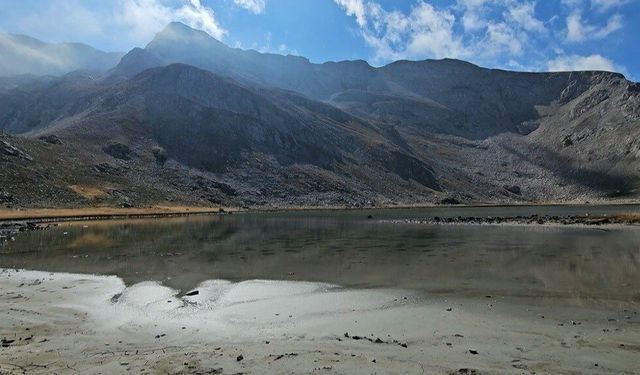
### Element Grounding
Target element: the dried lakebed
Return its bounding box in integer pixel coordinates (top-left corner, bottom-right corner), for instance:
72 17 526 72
1 206 640 374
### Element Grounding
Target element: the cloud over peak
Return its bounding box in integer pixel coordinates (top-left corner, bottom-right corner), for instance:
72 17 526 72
118 0 226 43
547 53 617 72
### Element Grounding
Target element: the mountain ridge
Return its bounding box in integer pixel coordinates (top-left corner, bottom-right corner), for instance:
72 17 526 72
0 32 124 77
0 23 639 209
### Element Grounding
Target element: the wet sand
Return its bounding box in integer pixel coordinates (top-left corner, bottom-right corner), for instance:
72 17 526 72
1 269 638 375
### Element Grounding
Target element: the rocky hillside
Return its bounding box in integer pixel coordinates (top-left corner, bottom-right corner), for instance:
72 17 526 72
0 23 639 209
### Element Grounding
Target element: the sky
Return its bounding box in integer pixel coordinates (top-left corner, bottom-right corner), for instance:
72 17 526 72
0 0 638 79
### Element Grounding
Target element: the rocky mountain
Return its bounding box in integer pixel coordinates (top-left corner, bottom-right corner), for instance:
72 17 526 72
0 23 639 209
0 32 123 77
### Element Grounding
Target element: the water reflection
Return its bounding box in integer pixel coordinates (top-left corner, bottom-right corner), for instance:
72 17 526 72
1 207 640 304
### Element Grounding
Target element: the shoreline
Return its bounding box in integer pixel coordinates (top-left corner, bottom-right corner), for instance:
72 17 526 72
3 199 640 221
2 203 640 238
251 199 640 213
384 213 640 228
0 206 238 222
0 206 237 237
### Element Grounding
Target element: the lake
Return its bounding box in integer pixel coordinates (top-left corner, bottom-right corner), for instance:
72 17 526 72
2 205 640 306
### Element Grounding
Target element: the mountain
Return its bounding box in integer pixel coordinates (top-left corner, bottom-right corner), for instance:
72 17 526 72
0 32 123 77
115 23 635 139
0 24 639 209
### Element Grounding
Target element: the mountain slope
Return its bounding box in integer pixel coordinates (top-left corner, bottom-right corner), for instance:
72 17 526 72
1 63 444 208
0 24 639 208
113 22 631 140
0 32 123 77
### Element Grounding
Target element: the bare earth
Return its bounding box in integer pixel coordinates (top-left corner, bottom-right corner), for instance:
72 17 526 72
0 269 638 375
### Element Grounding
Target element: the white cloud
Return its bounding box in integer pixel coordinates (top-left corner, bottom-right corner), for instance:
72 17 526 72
233 0 267 14
456 0 546 34
505 2 546 32
335 0 547 63
547 53 616 71
485 22 524 56
335 0 629 75
335 0 368 27
117 0 226 43
566 12 622 41
11 0 109 46
6 0 227 52
457 0 491 32
335 0 468 62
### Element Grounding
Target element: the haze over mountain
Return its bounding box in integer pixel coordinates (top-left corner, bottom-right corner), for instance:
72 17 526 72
0 32 123 78
0 23 639 208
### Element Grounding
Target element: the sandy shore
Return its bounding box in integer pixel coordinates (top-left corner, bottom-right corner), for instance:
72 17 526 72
0 269 638 374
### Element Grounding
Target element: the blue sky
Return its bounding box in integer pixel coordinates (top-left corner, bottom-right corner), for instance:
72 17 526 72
0 0 637 79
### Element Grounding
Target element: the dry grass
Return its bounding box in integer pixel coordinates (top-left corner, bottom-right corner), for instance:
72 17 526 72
0 206 237 221
68 185 109 200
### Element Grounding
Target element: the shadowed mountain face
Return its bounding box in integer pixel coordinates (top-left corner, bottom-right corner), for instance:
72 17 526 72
0 32 123 77
0 23 639 208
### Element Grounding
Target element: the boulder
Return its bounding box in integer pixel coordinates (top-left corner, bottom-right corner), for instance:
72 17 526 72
103 143 133 160
39 135 62 145
503 185 521 195
0 191 12 203
152 146 168 165
0 140 33 161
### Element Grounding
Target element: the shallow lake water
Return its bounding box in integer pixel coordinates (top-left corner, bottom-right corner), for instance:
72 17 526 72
2 205 640 306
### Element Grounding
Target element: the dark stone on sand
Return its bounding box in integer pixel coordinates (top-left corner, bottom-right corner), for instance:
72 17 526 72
185 290 199 296
450 370 480 375
236 354 244 362
469 349 478 355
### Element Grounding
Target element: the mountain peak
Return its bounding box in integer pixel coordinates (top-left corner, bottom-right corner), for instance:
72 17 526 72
153 22 221 43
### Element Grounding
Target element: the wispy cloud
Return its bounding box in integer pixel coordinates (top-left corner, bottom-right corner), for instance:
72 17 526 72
334 0 467 61
591 0 636 11
6 0 228 51
565 11 622 41
233 0 267 15
335 0 630 75
334 0 547 63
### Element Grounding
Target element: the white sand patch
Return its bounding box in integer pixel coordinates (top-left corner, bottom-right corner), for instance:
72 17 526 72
1 268 638 375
